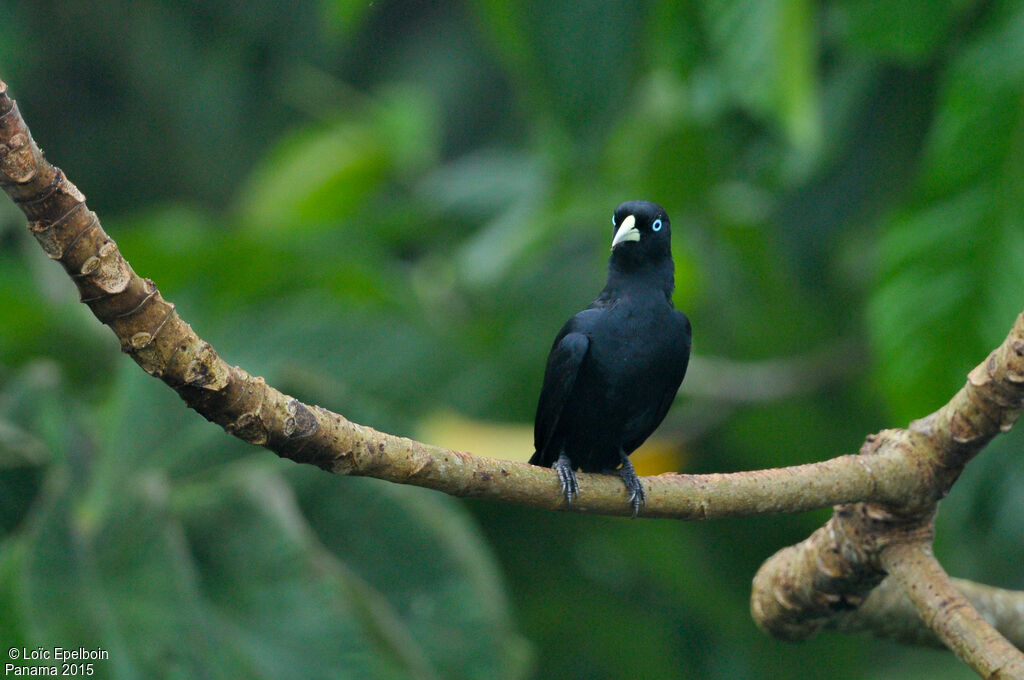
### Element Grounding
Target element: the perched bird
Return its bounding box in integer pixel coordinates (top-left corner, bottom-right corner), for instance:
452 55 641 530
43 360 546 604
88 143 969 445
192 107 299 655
530 200 691 516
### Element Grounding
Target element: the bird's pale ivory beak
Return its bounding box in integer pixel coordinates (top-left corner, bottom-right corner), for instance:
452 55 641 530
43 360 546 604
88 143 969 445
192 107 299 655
611 214 640 249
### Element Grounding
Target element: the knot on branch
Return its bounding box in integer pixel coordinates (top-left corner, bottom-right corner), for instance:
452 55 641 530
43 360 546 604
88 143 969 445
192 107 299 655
751 428 940 642
750 499 936 642
859 427 945 512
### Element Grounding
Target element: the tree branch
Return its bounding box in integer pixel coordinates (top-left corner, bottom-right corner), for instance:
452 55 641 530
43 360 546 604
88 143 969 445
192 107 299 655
0 75 924 520
881 541 1024 679
5 76 1024 675
830 574 1024 651
750 312 1024 649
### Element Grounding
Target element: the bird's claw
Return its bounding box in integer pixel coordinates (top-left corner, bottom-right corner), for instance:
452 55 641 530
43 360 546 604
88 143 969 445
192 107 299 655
551 453 645 515
618 456 646 518
553 455 579 505
625 479 646 518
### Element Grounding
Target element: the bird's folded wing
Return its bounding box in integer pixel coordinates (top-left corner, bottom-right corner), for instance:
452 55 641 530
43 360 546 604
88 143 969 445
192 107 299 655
531 330 589 465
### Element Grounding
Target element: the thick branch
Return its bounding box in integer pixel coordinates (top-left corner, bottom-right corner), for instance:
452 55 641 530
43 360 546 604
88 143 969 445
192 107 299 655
750 496 935 642
751 311 1024 664
881 542 1024 679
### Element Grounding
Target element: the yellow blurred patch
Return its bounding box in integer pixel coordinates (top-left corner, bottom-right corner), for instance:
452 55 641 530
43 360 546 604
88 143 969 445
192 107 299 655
629 438 685 476
417 410 535 463
416 410 686 474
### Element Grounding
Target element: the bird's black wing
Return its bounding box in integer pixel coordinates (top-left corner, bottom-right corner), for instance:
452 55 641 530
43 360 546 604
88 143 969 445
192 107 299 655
530 310 598 466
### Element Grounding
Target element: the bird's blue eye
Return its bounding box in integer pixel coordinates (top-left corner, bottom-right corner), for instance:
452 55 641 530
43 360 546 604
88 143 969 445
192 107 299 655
652 219 663 232
613 215 617 226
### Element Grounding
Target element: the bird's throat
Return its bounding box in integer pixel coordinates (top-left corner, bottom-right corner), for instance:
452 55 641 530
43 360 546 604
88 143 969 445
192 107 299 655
604 255 676 301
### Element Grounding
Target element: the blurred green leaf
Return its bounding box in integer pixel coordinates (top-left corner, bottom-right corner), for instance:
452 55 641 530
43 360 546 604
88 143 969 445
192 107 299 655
320 0 378 37
11 457 528 679
22 471 241 677
868 2 1024 421
469 0 643 138
113 204 404 318
603 70 716 206
289 467 532 680
701 0 823 157
417 149 541 220
0 538 28 652
832 0 975 62
176 467 438 680
236 84 439 233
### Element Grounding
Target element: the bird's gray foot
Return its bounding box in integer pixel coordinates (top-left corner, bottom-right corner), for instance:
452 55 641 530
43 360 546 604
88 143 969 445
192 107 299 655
553 454 579 505
618 454 646 518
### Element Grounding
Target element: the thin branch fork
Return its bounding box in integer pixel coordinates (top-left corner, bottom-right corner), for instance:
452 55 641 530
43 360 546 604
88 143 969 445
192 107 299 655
3 77 1024 675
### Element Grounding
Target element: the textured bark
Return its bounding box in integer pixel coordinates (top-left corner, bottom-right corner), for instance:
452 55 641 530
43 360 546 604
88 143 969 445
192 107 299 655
751 314 1024 675
831 575 1024 650
881 542 1024 679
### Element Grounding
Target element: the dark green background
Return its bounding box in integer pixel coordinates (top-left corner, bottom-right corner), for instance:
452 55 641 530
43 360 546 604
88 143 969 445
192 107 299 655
2 1 1022 678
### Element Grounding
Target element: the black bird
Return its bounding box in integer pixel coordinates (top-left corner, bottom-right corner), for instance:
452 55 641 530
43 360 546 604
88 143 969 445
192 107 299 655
530 200 691 516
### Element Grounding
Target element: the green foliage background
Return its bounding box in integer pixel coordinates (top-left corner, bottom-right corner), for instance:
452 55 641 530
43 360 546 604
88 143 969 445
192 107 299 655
1 1 1023 678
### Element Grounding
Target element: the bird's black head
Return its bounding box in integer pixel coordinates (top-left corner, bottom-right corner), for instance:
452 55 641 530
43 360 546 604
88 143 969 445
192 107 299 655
610 200 672 267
